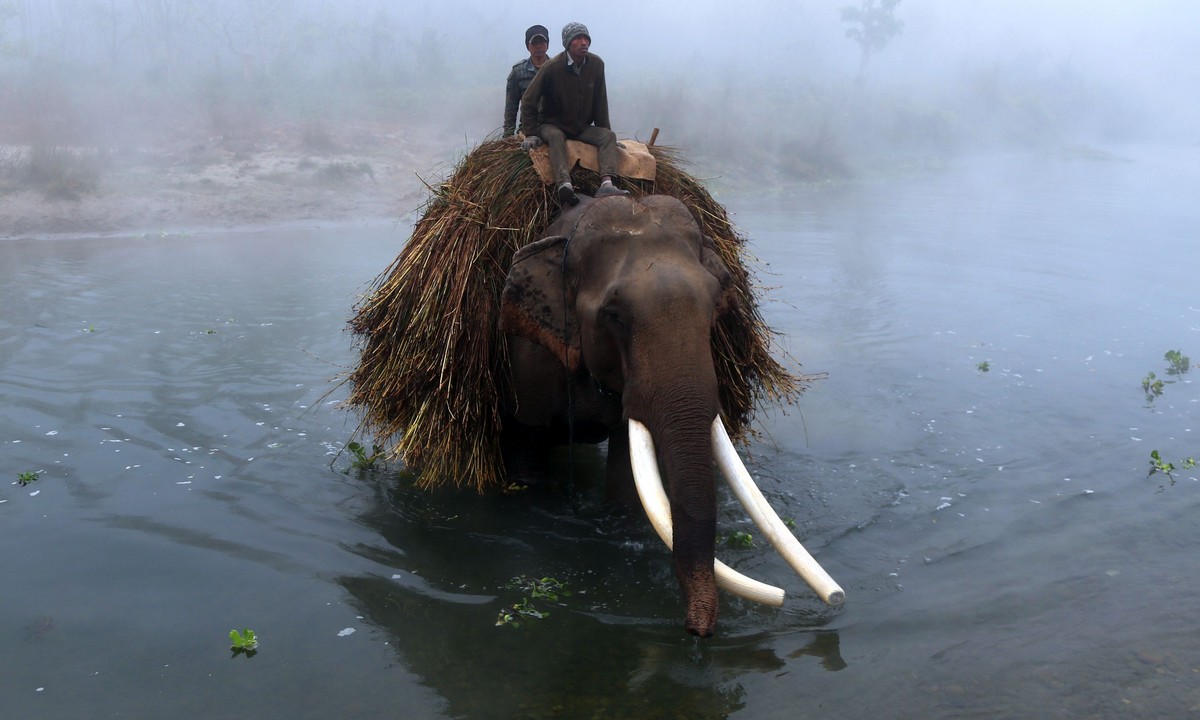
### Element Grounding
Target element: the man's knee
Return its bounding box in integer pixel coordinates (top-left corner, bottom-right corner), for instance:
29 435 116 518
587 129 621 177
537 124 566 144
580 126 616 148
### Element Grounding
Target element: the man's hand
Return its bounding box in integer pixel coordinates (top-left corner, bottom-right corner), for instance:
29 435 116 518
521 136 543 151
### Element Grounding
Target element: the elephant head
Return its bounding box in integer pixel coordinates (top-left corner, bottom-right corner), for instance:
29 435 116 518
500 195 844 636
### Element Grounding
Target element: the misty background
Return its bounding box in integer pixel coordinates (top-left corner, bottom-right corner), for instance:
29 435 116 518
0 0 1196 192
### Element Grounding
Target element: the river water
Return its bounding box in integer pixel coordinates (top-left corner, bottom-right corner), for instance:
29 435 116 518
2 146 1198 718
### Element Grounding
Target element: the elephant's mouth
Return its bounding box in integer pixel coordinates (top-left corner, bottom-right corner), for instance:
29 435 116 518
628 418 845 608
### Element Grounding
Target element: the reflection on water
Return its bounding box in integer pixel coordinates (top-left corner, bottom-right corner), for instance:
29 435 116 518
336 477 848 718
2 149 1199 717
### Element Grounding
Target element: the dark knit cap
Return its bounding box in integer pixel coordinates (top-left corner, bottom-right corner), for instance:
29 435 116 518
525 25 549 45
561 22 590 48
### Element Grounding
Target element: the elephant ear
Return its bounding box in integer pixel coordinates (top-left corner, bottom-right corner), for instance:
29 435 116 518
700 235 739 319
500 235 582 372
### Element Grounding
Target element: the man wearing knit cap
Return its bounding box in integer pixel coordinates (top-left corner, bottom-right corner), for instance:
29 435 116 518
503 25 550 138
519 21 629 206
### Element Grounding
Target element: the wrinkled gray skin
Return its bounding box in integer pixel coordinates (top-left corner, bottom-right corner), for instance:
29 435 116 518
499 194 737 637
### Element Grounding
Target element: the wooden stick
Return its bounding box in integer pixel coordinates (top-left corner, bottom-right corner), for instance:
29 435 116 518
648 127 660 147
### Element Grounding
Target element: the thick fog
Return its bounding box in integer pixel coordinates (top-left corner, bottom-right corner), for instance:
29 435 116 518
0 0 1195 177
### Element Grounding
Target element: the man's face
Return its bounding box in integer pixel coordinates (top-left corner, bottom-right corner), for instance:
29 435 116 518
527 37 548 62
566 35 590 60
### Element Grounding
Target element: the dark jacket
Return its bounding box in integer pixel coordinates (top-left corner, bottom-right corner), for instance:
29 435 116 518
504 57 540 137
519 51 610 138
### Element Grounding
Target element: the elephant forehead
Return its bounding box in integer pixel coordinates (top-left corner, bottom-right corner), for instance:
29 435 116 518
581 213 702 253
625 258 720 299
584 195 699 233
578 226 703 264
635 194 699 221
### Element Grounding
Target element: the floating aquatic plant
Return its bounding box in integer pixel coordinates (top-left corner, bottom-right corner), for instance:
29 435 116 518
722 530 756 549
1148 450 1197 485
496 576 570 627
1142 372 1164 399
345 441 385 472
1164 349 1190 376
229 628 258 656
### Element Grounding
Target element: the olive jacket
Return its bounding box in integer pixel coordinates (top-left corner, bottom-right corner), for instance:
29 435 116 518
503 57 541 137
519 51 610 138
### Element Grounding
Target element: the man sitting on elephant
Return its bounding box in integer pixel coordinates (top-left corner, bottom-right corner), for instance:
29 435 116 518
503 24 550 138
519 21 630 207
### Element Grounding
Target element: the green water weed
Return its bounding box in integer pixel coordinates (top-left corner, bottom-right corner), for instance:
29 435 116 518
1149 450 1197 485
722 531 756 549
1164 349 1190 376
229 628 258 656
496 576 570 628
346 441 385 471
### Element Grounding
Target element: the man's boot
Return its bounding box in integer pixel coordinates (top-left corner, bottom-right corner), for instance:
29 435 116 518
557 182 580 206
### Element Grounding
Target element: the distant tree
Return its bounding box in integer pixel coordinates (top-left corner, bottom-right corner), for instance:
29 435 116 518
0 1 22 58
840 0 904 83
87 0 127 67
182 0 289 81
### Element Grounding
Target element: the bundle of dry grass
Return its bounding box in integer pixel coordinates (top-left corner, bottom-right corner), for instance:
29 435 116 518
346 137 804 491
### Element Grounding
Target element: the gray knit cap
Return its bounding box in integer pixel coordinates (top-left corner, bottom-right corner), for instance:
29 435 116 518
561 22 590 48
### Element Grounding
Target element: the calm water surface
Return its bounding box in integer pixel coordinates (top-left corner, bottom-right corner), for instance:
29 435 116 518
2 147 1198 718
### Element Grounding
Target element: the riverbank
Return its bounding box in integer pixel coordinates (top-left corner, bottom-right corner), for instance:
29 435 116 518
0 122 456 239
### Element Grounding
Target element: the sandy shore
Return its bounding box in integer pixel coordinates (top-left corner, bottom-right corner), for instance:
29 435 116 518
0 123 459 239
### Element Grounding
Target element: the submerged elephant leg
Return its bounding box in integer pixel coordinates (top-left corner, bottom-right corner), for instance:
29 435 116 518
499 421 552 486
604 420 638 506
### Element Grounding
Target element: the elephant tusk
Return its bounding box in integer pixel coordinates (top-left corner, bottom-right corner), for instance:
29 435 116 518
627 419 786 607
712 418 846 607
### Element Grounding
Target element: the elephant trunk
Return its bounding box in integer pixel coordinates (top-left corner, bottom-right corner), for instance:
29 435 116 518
658 412 719 637
627 367 722 637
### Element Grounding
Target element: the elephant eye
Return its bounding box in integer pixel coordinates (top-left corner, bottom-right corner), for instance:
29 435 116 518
601 304 625 328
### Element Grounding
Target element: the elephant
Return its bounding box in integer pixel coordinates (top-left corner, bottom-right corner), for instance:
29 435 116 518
500 194 842 637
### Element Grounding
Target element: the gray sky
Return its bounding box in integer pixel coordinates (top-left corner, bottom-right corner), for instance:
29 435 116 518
2 0 1196 147
484 0 1198 142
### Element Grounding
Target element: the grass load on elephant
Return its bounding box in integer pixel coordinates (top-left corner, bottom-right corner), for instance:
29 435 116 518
346 136 806 493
